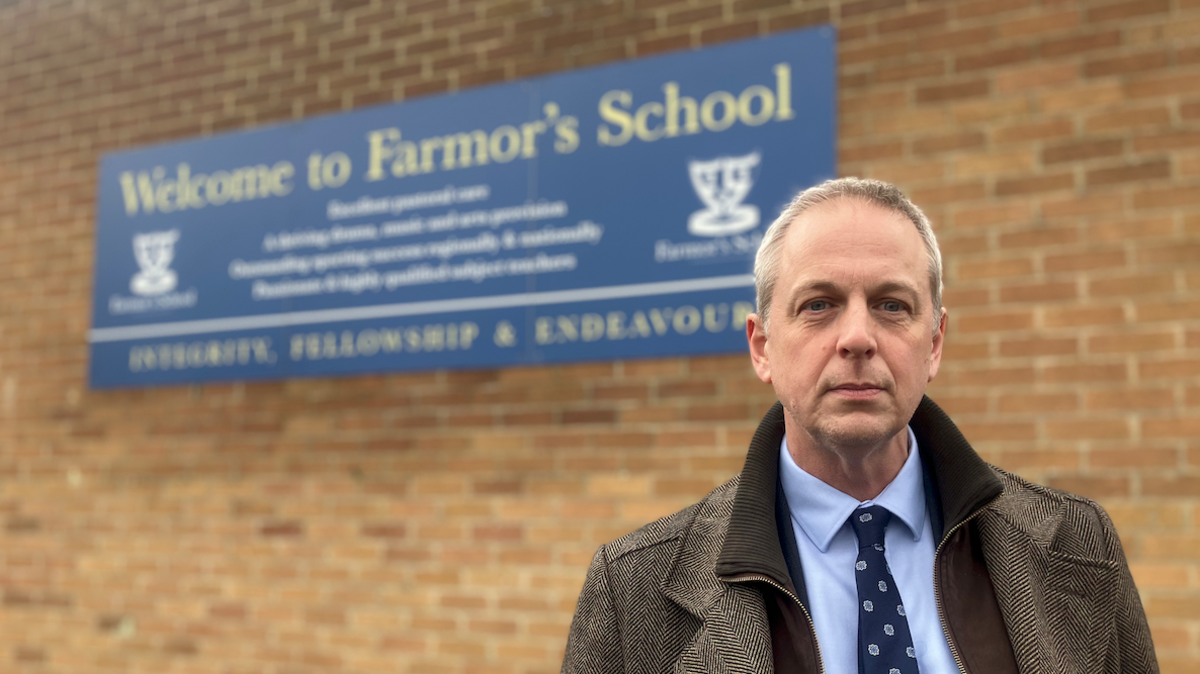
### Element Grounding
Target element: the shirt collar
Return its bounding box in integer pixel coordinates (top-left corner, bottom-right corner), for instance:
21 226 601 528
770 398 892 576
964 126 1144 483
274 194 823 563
778 426 927 553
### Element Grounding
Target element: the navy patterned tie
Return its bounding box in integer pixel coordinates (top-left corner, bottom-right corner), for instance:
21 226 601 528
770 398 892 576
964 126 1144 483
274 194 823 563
850 505 920 674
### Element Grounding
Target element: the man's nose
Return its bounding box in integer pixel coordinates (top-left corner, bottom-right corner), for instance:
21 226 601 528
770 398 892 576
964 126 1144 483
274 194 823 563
836 302 877 358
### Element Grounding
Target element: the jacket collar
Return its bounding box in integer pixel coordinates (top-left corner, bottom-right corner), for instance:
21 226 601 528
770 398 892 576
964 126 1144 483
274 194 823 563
713 396 1004 587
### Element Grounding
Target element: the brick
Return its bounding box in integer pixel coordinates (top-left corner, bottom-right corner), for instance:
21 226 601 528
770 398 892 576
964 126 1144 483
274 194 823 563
766 7 832 32
953 202 1034 229
993 118 1080 142
1142 359 1200 379
1046 419 1129 440
998 226 1078 250
1087 0 1170 23
955 45 1033 73
1142 474 1200 497
958 422 1037 442
913 131 985 155
1143 418 1200 438
997 8 1080 39
698 20 757 45
1140 243 1200 266
1044 248 1126 273
954 150 1036 177
1089 273 1175 297
875 60 946 84
840 0 906 19
1085 106 1171 133
1041 81 1125 113
999 281 1078 304
1047 475 1130 498
1127 72 1200 99
1134 130 1200 153
916 79 990 104
954 0 1033 20
1087 160 1171 187
1041 363 1127 384
996 63 1078 93
997 393 1078 413
1042 30 1122 58
1132 184 1200 210
1043 193 1124 219
1041 138 1123 165
1000 337 1078 357
1085 50 1170 78
955 257 1033 281
1093 447 1178 469
994 172 1075 197
1091 332 1176 354
956 310 1034 333
840 140 905 163
1138 300 1200 322
877 8 947 34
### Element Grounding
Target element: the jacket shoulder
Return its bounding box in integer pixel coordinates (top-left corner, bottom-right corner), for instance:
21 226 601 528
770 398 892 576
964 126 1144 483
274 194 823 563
601 476 739 564
987 466 1122 562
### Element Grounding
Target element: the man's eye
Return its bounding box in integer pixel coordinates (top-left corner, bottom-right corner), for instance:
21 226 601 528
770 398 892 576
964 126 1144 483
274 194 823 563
881 301 903 312
806 300 829 312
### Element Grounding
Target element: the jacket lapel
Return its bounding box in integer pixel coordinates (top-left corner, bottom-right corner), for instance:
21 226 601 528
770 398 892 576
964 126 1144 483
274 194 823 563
660 470 775 674
670 582 775 674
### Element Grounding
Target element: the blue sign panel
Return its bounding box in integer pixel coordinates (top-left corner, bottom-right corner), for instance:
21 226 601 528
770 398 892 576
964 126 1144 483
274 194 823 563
89 27 835 388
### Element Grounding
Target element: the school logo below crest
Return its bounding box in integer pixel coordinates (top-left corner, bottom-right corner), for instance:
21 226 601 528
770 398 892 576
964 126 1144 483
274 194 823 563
130 229 180 296
687 151 761 237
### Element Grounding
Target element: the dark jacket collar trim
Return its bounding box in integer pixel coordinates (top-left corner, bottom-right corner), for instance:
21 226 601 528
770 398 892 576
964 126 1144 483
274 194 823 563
714 396 1003 586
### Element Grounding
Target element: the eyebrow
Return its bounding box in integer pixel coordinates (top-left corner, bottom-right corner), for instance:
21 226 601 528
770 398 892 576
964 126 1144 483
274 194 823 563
788 280 923 306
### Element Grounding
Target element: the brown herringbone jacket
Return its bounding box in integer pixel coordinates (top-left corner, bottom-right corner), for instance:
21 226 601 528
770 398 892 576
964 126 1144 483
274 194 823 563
563 398 1158 674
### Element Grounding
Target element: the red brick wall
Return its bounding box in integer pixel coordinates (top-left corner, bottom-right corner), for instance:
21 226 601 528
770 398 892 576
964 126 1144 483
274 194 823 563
1 0 1198 671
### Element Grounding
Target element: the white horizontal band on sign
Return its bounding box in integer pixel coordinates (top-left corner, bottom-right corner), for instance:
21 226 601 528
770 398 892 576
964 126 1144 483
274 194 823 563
88 274 755 343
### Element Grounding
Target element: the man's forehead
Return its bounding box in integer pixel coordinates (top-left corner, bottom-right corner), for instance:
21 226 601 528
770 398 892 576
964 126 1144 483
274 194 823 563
787 198 919 244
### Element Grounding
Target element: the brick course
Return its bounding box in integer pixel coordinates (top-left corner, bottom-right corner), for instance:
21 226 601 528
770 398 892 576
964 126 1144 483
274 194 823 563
2 0 1200 671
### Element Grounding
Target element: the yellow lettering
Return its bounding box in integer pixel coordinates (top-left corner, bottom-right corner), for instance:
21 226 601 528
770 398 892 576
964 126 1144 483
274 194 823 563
270 161 294 196
664 82 699 137
738 85 775 126
419 136 443 174
366 128 399 182
597 90 634 146
441 131 489 170
535 317 554 345
700 91 737 132
118 172 143 215
554 116 579 153
634 102 664 142
489 126 521 163
581 314 605 342
557 315 578 342
775 63 794 121
606 312 627 340
520 119 546 159
380 328 402 353
459 322 479 349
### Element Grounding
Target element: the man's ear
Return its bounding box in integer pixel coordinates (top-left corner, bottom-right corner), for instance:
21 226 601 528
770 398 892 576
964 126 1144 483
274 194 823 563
747 313 772 384
927 307 947 383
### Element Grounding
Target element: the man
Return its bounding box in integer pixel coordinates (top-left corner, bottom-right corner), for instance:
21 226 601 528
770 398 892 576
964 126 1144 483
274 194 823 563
562 178 1157 674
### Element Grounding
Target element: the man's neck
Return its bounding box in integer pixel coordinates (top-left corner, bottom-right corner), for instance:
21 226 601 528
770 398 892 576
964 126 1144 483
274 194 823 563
782 420 910 502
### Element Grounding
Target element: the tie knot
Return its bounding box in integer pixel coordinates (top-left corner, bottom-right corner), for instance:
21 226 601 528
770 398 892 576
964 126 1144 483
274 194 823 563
849 505 892 549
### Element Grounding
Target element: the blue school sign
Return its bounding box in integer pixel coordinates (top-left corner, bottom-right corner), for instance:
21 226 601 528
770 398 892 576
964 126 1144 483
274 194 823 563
88 26 836 388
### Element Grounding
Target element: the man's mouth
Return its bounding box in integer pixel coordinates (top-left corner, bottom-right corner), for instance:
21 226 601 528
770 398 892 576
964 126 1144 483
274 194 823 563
828 383 886 399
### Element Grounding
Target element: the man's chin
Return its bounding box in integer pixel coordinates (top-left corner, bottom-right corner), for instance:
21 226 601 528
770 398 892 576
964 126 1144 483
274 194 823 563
807 409 902 451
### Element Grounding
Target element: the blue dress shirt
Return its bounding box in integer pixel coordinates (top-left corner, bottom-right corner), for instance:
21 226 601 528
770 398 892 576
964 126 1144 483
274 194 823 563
778 428 959 674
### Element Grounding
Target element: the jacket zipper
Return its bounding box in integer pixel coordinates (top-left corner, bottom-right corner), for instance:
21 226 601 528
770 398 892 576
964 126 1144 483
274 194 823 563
720 573 826 674
932 494 1002 674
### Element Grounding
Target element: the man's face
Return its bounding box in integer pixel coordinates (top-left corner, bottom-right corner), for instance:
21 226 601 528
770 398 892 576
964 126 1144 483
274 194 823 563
748 199 946 453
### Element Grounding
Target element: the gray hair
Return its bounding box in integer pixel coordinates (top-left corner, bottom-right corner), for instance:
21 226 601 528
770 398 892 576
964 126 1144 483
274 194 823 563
753 177 943 334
